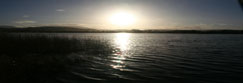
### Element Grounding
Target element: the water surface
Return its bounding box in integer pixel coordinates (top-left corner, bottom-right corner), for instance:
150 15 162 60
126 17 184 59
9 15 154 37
6 33 243 83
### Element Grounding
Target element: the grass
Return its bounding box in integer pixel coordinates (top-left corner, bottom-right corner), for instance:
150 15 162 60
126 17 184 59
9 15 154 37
0 33 113 83
0 33 112 55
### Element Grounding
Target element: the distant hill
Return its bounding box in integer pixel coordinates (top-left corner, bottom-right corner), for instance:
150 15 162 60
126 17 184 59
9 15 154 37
97 29 243 34
0 25 17 28
128 29 243 34
0 26 242 34
0 26 96 32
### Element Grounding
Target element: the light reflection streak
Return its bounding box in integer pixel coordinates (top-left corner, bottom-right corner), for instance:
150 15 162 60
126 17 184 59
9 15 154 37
110 33 131 71
114 33 130 51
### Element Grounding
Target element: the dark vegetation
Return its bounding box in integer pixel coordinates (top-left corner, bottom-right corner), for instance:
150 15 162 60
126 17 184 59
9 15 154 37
0 33 112 83
240 0 243 10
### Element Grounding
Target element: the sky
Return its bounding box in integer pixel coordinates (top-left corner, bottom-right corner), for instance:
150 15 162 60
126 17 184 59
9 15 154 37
0 0 243 30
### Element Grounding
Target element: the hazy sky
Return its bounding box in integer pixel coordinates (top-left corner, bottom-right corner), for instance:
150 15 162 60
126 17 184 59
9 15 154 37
0 0 243 30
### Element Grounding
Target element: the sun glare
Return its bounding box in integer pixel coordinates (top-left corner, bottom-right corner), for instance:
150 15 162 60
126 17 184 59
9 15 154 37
109 11 136 26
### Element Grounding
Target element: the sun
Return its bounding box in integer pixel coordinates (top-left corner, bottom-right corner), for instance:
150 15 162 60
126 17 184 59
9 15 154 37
109 11 136 26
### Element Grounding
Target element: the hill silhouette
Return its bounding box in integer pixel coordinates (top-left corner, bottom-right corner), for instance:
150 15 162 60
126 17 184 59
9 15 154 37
0 26 95 32
0 26 242 34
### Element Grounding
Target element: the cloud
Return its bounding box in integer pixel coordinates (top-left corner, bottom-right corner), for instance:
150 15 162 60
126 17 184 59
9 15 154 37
217 23 231 26
23 15 30 18
15 20 37 24
40 23 89 27
56 9 65 12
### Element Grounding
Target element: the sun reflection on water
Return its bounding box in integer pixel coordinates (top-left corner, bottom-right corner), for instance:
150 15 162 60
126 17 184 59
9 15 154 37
111 33 131 71
114 33 130 51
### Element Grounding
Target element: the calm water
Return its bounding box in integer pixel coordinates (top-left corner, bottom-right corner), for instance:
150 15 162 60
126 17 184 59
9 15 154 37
9 33 243 83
